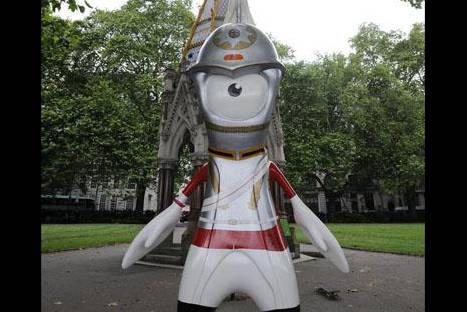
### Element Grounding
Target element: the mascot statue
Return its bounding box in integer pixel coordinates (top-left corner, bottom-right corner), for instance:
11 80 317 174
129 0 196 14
122 22 349 312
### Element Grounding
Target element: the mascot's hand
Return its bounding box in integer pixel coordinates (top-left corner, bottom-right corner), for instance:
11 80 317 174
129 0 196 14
121 202 182 269
290 195 349 273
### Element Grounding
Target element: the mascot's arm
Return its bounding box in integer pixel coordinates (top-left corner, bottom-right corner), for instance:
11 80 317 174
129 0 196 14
122 163 208 269
269 162 349 273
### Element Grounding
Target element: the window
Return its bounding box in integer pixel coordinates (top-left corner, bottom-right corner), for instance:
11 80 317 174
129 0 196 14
128 178 137 190
114 180 124 189
416 193 422 206
347 174 357 186
126 197 134 210
350 193 358 212
99 195 106 210
148 194 153 208
110 196 117 210
364 192 375 210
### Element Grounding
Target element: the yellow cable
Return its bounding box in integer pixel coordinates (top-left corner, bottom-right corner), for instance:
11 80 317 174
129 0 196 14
210 0 221 32
181 0 209 62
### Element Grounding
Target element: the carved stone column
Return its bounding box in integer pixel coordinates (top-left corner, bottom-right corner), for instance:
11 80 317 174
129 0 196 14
145 159 178 257
181 153 208 262
157 159 178 213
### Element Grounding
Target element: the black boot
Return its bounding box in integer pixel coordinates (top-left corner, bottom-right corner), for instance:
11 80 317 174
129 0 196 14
177 300 217 312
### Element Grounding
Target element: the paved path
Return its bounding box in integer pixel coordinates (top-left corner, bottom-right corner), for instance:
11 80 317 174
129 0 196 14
42 244 424 312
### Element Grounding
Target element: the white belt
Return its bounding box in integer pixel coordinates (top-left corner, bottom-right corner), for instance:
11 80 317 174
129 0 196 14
198 216 278 226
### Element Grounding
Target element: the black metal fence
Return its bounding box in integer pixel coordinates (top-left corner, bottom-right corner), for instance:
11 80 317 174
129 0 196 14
42 208 424 224
314 210 425 223
41 209 156 224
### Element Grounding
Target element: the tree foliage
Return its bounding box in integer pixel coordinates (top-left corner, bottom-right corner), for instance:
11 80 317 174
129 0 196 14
400 0 424 9
279 23 424 213
271 36 295 63
42 1 424 215
41 0 92 13
42 0 194 198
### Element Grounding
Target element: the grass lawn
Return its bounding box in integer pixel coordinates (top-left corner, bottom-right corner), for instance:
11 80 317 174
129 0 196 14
42 223 424 256
292 223 424 256
41 224 144 253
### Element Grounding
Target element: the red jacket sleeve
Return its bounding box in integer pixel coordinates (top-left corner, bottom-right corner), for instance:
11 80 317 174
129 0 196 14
181 163 208 197
269 162 296 199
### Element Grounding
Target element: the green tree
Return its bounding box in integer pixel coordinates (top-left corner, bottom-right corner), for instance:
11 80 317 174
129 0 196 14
280 55 357 215
41 0 195 213
270 36 295 63
279 23 424 216
401 0 424 9
41 0 92 13
346 23 425 215
41 8 85 191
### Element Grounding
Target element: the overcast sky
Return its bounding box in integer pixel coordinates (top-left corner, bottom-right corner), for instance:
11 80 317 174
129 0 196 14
56 0 425 61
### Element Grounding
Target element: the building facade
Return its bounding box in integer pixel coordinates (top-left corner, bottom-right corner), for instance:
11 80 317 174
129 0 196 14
285 176 425 215
66 179 158 211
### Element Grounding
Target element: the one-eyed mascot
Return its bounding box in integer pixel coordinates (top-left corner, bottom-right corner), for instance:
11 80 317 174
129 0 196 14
122 23 349 312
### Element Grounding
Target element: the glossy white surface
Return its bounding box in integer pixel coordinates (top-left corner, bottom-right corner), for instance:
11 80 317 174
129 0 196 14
121 202 182 269
291 195 350 273
178 245 299 310
205 73 268 120
194 68 281 129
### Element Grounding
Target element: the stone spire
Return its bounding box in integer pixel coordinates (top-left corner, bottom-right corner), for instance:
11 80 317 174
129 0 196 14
224 0 255 25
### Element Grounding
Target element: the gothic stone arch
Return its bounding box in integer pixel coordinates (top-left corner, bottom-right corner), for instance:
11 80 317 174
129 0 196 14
157 71 209 213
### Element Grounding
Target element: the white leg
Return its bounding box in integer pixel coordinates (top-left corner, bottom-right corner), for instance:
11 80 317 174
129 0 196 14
178 246 299 310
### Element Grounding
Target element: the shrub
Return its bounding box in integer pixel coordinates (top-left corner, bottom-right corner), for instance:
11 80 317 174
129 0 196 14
41 209 156 224
328 210 424 223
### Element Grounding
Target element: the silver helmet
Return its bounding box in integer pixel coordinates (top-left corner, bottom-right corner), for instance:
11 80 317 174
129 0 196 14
189 23 285 75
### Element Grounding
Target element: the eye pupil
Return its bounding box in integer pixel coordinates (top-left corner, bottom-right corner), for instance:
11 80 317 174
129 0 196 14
228 83 242 97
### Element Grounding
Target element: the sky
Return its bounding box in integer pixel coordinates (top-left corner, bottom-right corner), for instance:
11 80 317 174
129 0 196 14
56 0 425 61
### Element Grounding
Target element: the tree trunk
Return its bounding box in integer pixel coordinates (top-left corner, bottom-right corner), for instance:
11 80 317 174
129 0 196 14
94 184 100 210
405 185 417 219
377 191 385 211
326 191 337 219
135 182 146 214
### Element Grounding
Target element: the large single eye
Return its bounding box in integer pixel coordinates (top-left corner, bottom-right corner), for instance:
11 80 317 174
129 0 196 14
228 83 242 97
204 74 268 120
